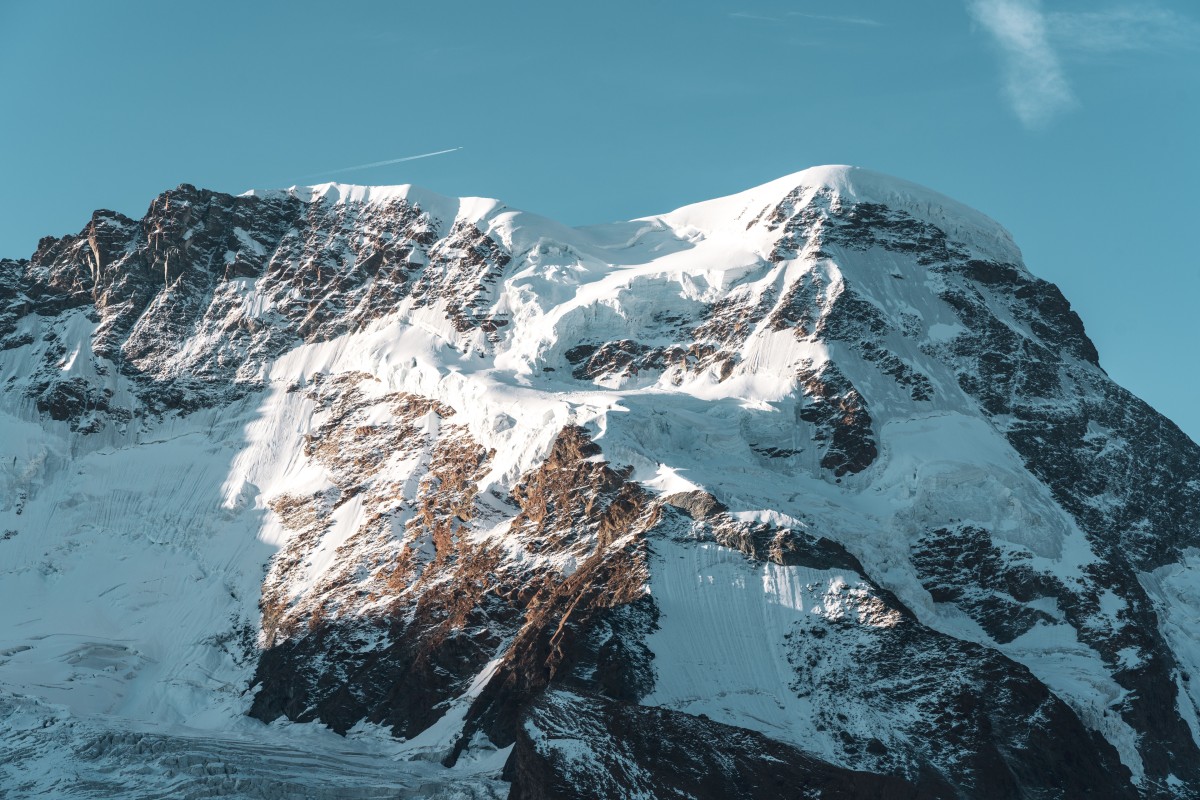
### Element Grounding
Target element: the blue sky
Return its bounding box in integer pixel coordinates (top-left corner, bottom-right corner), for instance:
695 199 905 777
2 1 1198 440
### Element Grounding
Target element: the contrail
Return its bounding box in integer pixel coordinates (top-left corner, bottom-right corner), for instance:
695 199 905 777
300 147 463 179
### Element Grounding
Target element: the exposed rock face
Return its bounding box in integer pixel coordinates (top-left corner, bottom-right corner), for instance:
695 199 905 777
1 183 508 419
2 167 1199 799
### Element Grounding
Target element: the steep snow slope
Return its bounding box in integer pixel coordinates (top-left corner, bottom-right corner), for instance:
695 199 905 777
2 166 1198 798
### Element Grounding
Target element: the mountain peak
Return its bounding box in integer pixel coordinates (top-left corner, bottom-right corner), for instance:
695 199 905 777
654 165 1017 257
2 167 1198 798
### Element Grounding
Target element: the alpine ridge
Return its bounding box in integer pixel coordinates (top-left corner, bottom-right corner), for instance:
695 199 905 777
2 165 1198 799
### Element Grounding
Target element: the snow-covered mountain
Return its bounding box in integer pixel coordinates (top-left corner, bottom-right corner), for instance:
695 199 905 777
2 166 1198 799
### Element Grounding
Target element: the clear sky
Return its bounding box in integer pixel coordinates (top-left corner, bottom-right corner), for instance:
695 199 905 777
3 1 1198 440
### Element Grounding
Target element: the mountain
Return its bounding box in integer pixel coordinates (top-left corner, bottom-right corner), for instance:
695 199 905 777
2 166 1198 799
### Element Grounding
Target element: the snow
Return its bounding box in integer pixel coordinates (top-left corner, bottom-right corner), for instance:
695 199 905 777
0 692 508 799
1140 551 1200 748
641 464 703 496
0 403 273 724
1004 622 1145 781
655 165 1019 262
641 535 904 769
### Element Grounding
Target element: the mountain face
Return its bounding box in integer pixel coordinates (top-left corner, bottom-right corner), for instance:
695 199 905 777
2 166 1199 799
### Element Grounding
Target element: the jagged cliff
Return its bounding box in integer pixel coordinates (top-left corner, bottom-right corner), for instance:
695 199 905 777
2 167 1198 798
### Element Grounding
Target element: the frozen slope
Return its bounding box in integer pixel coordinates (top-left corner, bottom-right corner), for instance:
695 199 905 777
2 166 1198 798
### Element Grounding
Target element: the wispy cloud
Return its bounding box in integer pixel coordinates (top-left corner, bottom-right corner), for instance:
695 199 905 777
301 147 463 179
786 12 882 27
968 0 1074 128
969 1 1198 128
729 11 781 22
1048 7 1200 54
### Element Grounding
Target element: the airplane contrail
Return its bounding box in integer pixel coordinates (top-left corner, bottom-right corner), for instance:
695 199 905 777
301 147 463 179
